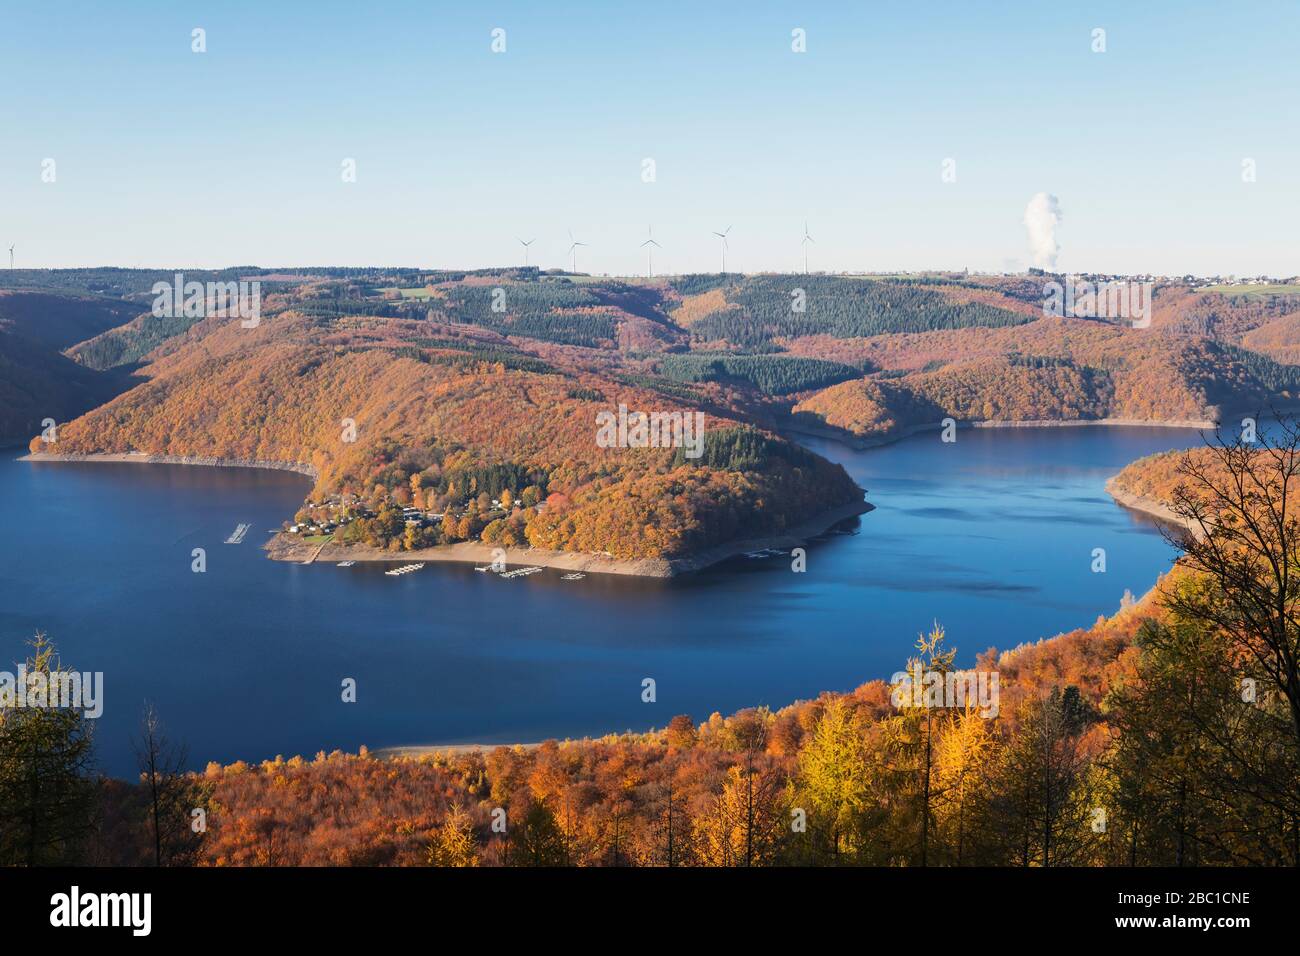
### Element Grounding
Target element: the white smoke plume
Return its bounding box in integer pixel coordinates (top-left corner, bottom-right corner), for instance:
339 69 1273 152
1022 192 1062 270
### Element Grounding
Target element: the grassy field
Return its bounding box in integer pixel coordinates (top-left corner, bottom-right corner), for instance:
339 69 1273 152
1200 283 1300 298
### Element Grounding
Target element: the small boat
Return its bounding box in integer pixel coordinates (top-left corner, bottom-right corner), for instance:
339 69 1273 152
561 572 586 581
499 566 543 579
473 565 498 573
336 560 356 567
384 563 425 576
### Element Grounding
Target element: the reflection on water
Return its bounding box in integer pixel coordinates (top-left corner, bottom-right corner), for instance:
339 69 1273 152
0 425 1205 774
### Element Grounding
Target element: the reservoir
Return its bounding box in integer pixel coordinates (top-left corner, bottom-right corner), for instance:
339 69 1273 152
0 424 1202 775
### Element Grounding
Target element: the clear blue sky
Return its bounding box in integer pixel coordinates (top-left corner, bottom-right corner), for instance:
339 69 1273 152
1 1 1296 276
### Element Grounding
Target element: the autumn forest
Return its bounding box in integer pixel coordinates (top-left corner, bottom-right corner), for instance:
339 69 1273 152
4 269 1300 875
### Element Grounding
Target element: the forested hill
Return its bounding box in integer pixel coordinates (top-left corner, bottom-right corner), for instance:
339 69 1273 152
0 290 141 446
13 270 867 561
10 267 1300 556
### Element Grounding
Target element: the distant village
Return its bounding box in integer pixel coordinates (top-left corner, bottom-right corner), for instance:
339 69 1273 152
1020 268 1299 288
284 489 546 549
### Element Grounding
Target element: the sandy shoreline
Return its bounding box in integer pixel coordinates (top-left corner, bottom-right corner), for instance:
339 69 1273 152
20 449 870 577
373 742 547 759
1104 476 1198 534
790 397 1300 453
264 499 874 578
19 450 319 479
785 415 1216 451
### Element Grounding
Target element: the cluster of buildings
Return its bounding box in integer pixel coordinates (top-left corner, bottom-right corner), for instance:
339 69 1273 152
1186 275 1298 288
284 493 525 536
1058 273 1297 288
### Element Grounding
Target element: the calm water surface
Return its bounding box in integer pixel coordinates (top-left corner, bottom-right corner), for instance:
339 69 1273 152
0 425 1204 775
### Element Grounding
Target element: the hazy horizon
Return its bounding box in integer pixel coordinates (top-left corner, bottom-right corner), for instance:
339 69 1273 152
1 264 1290 280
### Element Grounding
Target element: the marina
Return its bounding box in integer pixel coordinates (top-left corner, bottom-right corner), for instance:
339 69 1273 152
499 566 544 579
473 564 546 578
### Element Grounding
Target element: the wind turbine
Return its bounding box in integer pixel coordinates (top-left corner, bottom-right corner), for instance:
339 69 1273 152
567 230 587 273
517 237 535 267
640 226 662 279
801 221 815 275
712 226 731 273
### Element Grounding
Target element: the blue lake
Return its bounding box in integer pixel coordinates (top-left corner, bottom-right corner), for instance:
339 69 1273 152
0 425 1204 775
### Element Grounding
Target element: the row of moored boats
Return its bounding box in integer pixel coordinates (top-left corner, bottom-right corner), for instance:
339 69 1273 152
357 561 584 581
